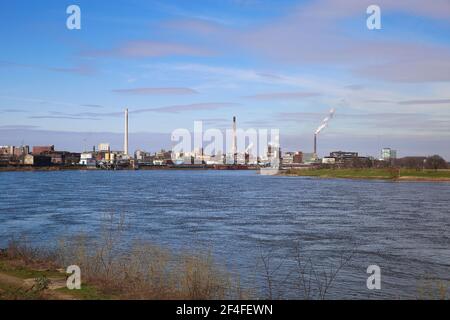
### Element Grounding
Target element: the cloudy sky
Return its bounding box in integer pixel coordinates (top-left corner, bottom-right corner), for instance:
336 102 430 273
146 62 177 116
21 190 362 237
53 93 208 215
1 0 449 158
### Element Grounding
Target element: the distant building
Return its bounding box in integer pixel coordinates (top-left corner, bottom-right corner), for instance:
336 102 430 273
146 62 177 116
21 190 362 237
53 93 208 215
381 148 397 161
135 150 154 164
322 157 336 164
50 152 63 164
98 143 110 152
0 145 30 165
282 152 295 165
105 152 112 162
171 151 193 165
14 145 30 157
267 144 281 160
302 153 316 164
64 152 81 165
79 152 96 166
201 152 224 165
281 151 304 168
293 152 303 164
326 151 372 167
264 144 281 167
24 154 52 166
191 147 204 164
330 151 358 159
32 145 54 155
154 149 173 165
282 151 303 165
0 146 14 155
47 151 81 165
323 151 361 166
0 146 14 166
0 145 29 157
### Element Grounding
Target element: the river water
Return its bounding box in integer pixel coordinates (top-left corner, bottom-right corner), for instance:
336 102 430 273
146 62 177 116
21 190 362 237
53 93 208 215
0 170 448 299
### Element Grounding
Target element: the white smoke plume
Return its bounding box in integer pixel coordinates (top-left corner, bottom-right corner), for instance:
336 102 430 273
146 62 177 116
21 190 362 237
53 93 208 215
315 108 335 135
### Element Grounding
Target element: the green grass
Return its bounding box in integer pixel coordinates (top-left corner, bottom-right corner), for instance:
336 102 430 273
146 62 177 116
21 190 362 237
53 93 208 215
0 261 63 279
398 169 450 178
56 284 113 300
0 281 45 300
0 259 113 300
285 168 450 180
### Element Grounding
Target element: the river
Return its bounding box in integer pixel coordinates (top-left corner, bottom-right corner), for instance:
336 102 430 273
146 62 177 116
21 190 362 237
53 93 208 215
0 170 448 299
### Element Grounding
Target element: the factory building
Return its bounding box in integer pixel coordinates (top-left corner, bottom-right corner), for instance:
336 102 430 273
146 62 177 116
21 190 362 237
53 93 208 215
41 151 79 165
329 151 359 162
0 146 15 155
302 153 317 164
98 143 111 152
24 154 52 166
0 145 30 157
282 151 303 165
325 151 371 167
322 157 336 164
79 152 96 167
381 148 397 161
32 145 54 155
0 145 30 165
135 150 154 165
154 150 173 165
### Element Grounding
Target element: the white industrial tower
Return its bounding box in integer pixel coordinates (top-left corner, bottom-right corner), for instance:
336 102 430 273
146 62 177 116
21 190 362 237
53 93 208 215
124 108 129 155
232 116 237 165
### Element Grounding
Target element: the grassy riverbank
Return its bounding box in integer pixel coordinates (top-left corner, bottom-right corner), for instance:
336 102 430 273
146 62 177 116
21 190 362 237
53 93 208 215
1 234 447 300
0 211 356 300
0 165 258 172
283 168 450 181
0 253 108 300
0 239 245 300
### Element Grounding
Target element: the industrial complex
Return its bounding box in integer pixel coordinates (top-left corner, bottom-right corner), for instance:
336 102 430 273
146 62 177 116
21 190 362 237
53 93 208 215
0 108 445 171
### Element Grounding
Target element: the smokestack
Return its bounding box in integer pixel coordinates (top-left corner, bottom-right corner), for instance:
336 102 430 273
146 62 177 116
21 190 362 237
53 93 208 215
232 116 237 164
314 108 335 158
124 108 129 155
314 134 317 156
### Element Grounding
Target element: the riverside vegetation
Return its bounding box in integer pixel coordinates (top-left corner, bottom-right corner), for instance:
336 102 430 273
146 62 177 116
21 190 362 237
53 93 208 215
0 213 247 300
283 168 450 181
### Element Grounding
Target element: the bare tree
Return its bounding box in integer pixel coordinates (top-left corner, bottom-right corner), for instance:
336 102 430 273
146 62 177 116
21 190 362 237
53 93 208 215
293 241 356 300
258 246 293 299
257 242 356 300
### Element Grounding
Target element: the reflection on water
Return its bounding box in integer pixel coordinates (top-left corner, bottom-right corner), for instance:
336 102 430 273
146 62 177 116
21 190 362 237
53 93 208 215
0 170 449 299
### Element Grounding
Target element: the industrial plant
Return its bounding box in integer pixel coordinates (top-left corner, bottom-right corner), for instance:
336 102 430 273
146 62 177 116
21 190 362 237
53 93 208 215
1 107 447 171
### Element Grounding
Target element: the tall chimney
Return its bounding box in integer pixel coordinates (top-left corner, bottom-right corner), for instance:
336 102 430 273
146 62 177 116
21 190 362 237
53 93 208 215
314 133 317 156
232 116 237 164
124 108 129 155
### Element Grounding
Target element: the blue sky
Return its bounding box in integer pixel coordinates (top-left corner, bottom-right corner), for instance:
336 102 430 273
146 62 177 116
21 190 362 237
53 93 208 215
1 0 450 158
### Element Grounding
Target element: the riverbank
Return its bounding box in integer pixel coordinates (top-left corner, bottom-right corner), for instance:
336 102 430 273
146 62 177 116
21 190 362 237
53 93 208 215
282 168 450 182
0 237 245 300
0 251 107 300
0 165 258 172
0 166 87 172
